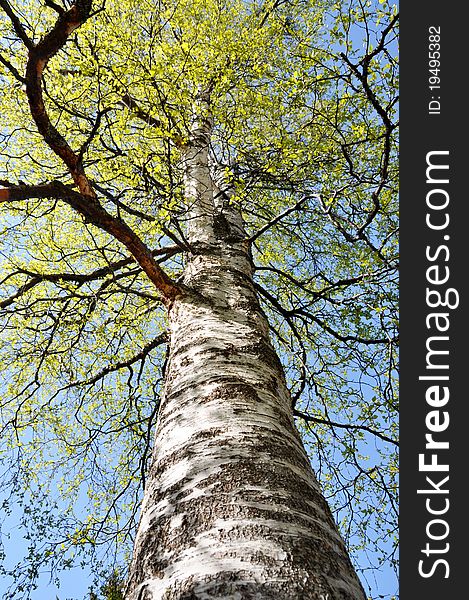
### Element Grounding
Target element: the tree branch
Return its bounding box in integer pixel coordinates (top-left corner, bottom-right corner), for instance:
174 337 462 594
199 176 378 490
0 244 181 309
255 280 395 346
0 51 26 83
24 0 96 198
360 12 399 69
0 0 34 50
0 276 42 309
120 93 186 149
0 181 182 304
294 409 398 447
64 333 168 389
248 196 310 243
0 3 182 303
339 51 395 133
44 0 65 15
121 94 163 129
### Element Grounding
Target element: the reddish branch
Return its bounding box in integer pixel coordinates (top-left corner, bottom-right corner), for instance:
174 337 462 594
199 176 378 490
0 1 181 305
25 0 96 196
0 241 181 310
0 181 180 303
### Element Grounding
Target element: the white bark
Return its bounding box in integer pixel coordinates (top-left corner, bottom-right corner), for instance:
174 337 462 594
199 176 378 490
125 108 366 600
183 93 216 246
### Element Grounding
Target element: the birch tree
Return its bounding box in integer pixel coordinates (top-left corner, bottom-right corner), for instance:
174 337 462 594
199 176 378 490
0 0 398 598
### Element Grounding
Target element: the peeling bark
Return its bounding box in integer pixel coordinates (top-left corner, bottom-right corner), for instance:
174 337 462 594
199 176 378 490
126 117 366 599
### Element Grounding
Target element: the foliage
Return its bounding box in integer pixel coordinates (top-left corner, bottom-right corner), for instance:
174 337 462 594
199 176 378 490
88 569 124 600
0 0 398 598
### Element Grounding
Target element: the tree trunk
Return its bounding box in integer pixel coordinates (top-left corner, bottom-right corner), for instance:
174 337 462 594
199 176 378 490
125 108 366 600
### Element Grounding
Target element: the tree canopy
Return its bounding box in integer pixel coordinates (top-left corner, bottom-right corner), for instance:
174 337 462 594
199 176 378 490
0 0 398 598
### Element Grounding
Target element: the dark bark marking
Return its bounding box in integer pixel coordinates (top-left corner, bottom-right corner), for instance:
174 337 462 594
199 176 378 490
213 213 245 242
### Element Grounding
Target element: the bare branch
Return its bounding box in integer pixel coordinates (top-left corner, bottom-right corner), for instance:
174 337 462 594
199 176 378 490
360 12 399 69
255 281 395 346
64 333 168 389
121 94 162 129
248 196 309 243
0 276 42 309
294 409 398 447
0 244 181 309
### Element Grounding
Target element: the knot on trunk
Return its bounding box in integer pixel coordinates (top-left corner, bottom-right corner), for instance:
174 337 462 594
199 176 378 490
213 213 245 242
